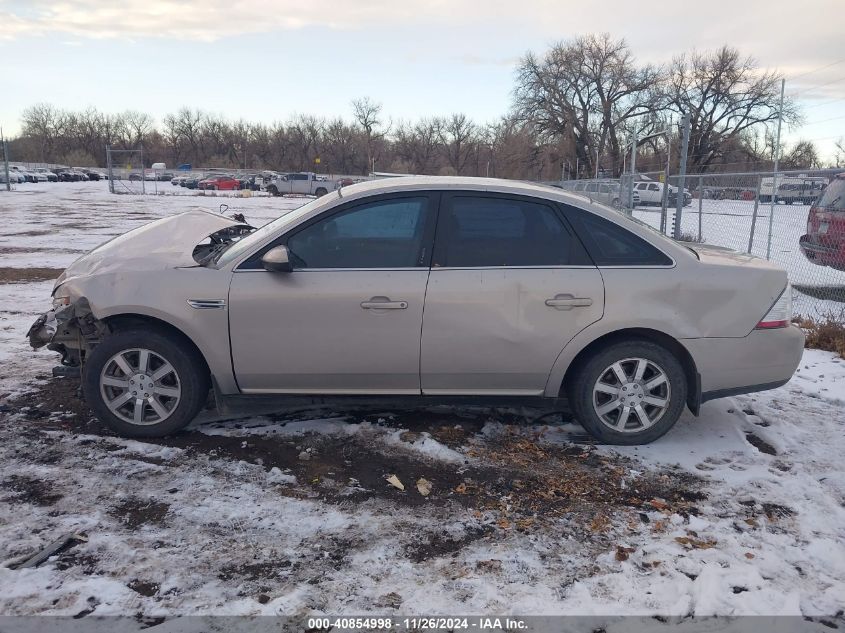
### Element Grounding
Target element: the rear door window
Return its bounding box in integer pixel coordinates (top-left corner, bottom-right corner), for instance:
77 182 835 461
433 195 589 267
563 206 673 266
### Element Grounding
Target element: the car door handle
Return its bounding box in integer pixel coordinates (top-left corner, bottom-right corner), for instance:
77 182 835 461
361 297 408 310
545 295 593 310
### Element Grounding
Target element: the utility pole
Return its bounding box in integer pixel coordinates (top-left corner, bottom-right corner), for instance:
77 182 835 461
766 77 786 260
673 113 691 240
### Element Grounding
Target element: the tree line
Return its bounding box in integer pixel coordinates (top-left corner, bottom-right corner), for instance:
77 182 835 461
8 35 832 178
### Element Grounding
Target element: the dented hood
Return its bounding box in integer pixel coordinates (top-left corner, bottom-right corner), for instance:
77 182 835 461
55 210 241 289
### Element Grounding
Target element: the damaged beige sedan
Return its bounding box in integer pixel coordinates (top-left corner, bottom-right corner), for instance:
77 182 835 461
29 177 804 444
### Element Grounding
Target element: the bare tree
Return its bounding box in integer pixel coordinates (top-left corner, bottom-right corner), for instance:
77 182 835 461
394 118 439 174
436 113 477 175
514 34 662 176
668 46 800 172
20 103 68 162
782 140 821 170
351 97 386 173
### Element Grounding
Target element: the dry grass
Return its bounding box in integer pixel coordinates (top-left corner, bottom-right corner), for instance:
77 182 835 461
793 312 845 358
675 231 703 243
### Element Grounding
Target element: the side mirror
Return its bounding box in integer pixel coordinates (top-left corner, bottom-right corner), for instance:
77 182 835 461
261 245 293 273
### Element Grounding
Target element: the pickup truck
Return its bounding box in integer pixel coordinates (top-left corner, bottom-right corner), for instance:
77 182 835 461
633 181 692 207
264 172 336 197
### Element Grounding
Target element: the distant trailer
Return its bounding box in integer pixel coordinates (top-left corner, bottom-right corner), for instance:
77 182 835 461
760 175 828 204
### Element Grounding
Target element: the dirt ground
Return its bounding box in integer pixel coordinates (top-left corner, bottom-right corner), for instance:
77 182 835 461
3 376 708 570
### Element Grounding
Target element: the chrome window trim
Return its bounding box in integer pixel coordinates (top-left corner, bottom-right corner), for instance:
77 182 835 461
232 267 431 273
233 263 677 272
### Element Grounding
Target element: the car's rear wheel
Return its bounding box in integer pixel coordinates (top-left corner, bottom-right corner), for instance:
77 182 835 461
267 185 278 196
567 340 687 445
315 187 328 197
83 329 209 437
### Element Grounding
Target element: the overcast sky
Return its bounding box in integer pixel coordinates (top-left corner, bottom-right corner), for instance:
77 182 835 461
1 0 843 160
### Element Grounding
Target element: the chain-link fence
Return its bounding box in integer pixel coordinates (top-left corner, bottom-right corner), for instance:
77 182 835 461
557 168 845 321
106 147 147 194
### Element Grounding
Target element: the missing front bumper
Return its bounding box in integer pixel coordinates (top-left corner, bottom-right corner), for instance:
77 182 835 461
27 298 107 367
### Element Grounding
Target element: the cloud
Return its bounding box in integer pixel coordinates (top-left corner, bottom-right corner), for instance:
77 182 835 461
0 0 485 41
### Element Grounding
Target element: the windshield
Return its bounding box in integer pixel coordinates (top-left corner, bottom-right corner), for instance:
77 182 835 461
213 192 341 267
816 178 845 211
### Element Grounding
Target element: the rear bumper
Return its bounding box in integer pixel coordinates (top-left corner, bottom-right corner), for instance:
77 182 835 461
799 234 845 269
683 325 804 401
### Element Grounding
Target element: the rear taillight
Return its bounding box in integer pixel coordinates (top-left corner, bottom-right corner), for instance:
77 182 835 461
756 284 792 329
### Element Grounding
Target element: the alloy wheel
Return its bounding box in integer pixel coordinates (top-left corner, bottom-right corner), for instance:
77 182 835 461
591 357 671 433
99 348 182 426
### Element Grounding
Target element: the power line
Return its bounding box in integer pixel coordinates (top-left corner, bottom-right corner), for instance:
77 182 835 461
800 114 845 126
803 96 845 110
790 75 845 97
787 57 845 82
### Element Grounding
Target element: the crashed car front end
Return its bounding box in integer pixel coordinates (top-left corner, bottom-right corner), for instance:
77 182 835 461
27 295 108 369
26 210 255 373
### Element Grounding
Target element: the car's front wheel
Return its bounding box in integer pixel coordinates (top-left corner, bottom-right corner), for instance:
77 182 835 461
567 340 687 445
83 329 209 437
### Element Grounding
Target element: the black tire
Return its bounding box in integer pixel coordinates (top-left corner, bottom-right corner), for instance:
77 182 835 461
267 185 278 196
315 187 328 197
566 340 687 445
83 329 210 438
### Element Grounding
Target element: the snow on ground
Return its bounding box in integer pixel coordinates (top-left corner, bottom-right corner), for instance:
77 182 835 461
0 182 844 622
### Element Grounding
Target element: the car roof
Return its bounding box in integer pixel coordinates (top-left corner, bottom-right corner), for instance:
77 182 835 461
339 175 607 207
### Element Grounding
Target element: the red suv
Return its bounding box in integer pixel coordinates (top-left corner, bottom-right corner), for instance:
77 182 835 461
799 173 845 271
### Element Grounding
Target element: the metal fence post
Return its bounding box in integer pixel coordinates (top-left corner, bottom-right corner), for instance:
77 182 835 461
748 177 761 254
628 134 638 214
106 145 114 194
697 175 704 241
766 173 778 260
140 146 146 195
673 113 691 240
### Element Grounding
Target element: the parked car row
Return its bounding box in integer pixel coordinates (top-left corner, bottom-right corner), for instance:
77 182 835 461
0 166 107 184
556 179 640 208
170 173 250 190
167 171 341 194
